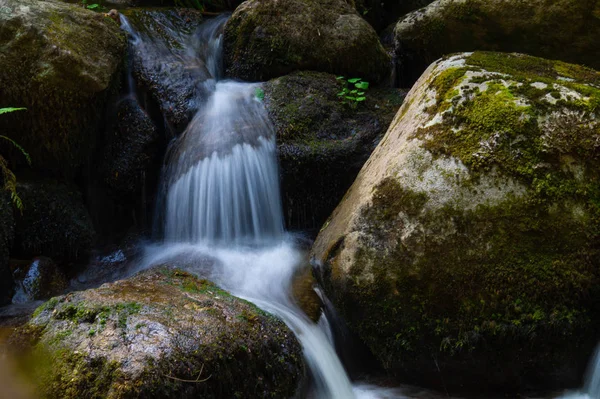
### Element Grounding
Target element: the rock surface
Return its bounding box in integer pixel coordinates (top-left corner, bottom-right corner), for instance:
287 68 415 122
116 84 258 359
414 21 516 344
12 257 67 303
13 267 303 398
354 0 434 32
101 97 162 198
0 0 126 177
14 181 95 268
393 0 600 86
123 8 223 133
223 0 391 83
312 52 600 393
263 71 405 230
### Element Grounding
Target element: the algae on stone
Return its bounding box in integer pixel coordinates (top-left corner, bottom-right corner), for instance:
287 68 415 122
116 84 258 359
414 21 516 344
13 267 304 398
312 52 600 393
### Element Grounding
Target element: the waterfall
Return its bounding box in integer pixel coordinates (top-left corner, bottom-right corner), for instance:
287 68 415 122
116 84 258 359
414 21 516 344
121 13 363 398
163 81 284 245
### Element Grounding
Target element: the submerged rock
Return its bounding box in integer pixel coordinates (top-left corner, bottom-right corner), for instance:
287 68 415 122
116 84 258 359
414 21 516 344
312 52 600 393
264 71 405 230
12 257 67 303
223 0 391 83
0 0 126 177
14 267 303 398
0 192 15 306
393 0 600 86
14 181 95 268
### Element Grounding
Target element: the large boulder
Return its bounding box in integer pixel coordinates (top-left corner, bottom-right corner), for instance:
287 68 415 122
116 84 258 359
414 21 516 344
263 71 405 230
311 52 600 393
393 0 600 86
0 192 15 306
13 267 303 398
223 0 391 83
0 0 126 177
14 181 95 268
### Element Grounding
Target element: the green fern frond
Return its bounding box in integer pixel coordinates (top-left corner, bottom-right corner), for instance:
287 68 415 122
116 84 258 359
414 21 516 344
0 107 26 115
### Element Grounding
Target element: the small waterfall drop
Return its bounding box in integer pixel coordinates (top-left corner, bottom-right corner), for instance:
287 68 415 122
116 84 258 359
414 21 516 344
164 81 284 245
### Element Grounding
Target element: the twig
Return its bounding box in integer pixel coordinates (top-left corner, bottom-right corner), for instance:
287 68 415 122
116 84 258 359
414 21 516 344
164 364 212 383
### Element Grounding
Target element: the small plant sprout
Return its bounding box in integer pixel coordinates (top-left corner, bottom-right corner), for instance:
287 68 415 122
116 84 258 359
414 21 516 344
336 76 369 108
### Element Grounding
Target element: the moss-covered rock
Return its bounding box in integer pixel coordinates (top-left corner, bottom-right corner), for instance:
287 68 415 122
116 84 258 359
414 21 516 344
263 71 405 230
0 191 15 306
223 0 391 83
12 267 303 398
0 0 126 177
393 0 600 86
311 52 600 394
14 181 95 268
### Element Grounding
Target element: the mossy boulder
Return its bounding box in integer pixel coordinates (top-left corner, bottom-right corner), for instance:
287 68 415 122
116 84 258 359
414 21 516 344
0 192 15 306
223 0 391 83
0 0 126 177
14 181 95 268
393 0 600 86
263 71 405 230
311 52 600 394
122 8 216 133
101 97 162 199
13 267 303 398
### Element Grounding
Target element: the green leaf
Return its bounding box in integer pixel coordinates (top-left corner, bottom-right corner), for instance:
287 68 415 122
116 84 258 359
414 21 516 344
350 89 358 94
355 82 369 89
344 96 356 101
0 107 26 115
87 3 99 9
254 87 265 101
356 97 366 102
336 76 345 80
347 78 361 84
357 91 365 95
337 91 346 96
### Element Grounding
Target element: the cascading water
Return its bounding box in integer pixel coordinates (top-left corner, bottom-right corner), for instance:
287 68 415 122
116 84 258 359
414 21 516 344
121 13 358 398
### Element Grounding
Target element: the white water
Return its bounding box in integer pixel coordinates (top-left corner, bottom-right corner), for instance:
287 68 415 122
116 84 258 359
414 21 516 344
559 345 600 399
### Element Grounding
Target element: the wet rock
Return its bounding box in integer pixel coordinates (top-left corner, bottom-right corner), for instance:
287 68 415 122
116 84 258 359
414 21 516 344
263 71 405 230
12 257 67 303
0 0 126 178
13 267 304 398
14 181 95 268
223 0 392 83
101 97 162 198
393 0 600 86
311 52 600 394
123 8 222 133
0 192 15 306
